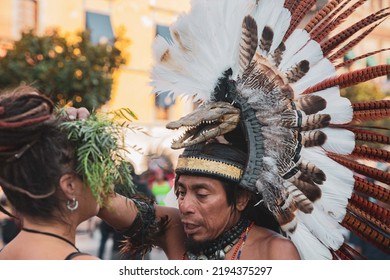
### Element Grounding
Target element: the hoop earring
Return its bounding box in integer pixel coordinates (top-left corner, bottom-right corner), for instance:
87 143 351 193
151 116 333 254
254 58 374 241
67 198 79 212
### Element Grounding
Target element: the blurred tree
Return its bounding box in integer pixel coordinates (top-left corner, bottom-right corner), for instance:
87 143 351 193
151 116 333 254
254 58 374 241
0 29 129 110
341 82 386 102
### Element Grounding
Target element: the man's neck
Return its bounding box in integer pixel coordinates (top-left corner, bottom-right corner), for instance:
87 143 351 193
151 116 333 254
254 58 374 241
185 216 249 260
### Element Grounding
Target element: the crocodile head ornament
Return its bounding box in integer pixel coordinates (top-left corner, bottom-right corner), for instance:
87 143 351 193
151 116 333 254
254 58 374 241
166 101 240 149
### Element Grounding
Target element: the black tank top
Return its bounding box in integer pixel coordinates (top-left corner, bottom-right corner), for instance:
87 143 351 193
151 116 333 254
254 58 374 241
64 252 91 260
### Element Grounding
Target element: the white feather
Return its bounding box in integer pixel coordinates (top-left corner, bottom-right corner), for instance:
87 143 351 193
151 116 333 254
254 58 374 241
253 0 277 52
310 88 353 124
252 0 290 56
151 0 253 101
292 58 336 95
287 220 332 260
320 127 355 154
279 29 311 71
297 206 345 250
269 8 291 53
281 40 323 74
301 147 354 221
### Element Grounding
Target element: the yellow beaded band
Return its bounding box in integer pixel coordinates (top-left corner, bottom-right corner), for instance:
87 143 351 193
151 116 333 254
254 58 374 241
176 156 243 182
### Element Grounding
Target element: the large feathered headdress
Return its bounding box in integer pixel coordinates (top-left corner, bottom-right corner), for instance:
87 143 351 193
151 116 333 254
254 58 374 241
150 0 389 259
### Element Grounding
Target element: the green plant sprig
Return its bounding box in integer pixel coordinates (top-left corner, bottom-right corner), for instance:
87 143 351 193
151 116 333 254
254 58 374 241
59 108 137 206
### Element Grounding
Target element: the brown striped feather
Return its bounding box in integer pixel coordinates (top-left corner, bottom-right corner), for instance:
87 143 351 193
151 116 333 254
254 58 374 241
351 145 390 162
292 178 322 202
285 60 310 83
346 128 390 145
283 0 318 41
352 108 390 122
283 0 299 13
310 0 353 41
271 42 286 67
347 203 389 235
300 114 331 131
259 26 274 53
331 24 386 63
332 248 350 260
352 100 390 111
342 214 389 250
349 193 390 223
334 243 366 260
335 245 354 260
304 0 343 33
295 95 327 115
281 111 298 127
328 153 390 185
298 159 326 185
286 184 314 214
301 130 327 147
337 47 390 68
321 9 390 56
353 176 390 204
341 212 390 254
239 16 258 75
314 0 367 43
303 65 390 94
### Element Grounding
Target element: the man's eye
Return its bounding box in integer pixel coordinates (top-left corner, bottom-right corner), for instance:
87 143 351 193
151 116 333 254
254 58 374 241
196 193 207 198
176 190 185 198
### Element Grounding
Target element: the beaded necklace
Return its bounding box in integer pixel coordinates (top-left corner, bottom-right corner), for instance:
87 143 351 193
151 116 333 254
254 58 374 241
231 221 254 260
183 218 251 260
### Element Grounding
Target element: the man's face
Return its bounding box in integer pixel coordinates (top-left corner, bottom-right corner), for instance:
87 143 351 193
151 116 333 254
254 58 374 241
176 175 236 242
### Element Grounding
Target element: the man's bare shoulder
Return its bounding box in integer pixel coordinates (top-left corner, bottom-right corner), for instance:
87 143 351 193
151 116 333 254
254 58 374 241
249 226 301 260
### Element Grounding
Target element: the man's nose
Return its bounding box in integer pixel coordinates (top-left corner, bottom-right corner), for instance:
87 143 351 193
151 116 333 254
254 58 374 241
178 194 195 215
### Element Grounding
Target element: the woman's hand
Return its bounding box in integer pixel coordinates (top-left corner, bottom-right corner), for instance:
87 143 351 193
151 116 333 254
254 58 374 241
65 107 90 120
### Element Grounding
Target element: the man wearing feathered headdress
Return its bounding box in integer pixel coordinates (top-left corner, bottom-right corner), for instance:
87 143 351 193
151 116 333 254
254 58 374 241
98 0 389 260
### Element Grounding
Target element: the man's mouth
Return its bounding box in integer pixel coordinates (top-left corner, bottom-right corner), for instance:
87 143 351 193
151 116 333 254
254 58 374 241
182 222 201 235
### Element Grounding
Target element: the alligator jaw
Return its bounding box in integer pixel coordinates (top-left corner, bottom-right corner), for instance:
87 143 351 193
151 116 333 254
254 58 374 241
166 101 240 149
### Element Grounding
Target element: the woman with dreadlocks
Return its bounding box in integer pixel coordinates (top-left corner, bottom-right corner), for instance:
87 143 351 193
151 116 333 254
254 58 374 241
0 86 100 259
0 86 185 260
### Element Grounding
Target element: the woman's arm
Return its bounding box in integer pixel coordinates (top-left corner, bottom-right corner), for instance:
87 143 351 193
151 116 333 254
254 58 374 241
97 193 138 230
97 193 186 259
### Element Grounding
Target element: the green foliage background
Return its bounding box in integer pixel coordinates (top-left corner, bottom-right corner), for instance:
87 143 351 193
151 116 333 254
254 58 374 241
0 29 128 110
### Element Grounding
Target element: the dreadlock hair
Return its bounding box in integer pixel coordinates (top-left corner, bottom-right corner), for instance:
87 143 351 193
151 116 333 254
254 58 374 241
0 86 76 224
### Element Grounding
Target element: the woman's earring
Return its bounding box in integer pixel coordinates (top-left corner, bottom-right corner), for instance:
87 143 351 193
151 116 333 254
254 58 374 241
67 197 79 212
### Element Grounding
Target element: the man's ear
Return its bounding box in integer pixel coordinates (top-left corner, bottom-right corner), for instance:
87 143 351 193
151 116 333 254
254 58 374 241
236 190 251 211
59 173 78 200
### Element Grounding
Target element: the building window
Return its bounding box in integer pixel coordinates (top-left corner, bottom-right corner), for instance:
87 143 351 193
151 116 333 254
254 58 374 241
343 50 355 61
366 56 378 67
155 24 175 120
14 0 38 36
85 11 114 44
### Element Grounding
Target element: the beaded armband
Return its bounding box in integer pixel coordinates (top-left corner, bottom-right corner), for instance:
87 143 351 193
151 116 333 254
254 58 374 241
118 195 168 258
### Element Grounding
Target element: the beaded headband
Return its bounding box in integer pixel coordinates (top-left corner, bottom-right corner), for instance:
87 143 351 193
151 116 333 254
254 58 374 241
176 155 244 183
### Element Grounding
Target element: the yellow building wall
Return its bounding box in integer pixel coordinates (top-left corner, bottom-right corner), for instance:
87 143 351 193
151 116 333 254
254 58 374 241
106 0 191 123
0 0 13 41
